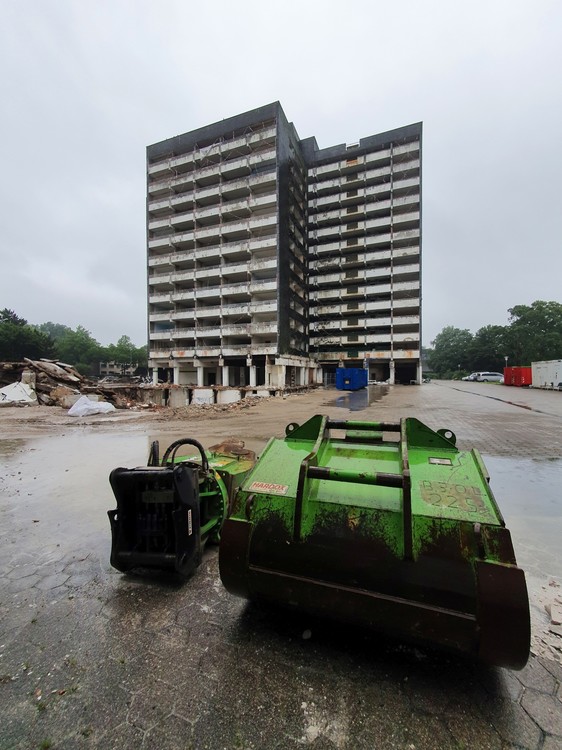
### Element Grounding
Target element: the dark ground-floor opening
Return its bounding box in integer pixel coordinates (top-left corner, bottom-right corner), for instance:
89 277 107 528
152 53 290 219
395 362 418 384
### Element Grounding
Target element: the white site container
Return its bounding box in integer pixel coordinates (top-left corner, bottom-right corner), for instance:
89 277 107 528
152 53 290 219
531 360 562 390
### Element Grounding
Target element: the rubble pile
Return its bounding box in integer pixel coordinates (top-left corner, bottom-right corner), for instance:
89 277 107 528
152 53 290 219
24 358 83 406
0 359 130 408
161 398 262 420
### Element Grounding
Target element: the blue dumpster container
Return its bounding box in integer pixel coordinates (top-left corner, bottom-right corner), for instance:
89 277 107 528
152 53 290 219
335 368 368 391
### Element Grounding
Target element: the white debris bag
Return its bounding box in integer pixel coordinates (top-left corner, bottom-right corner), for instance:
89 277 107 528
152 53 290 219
67 395 116 416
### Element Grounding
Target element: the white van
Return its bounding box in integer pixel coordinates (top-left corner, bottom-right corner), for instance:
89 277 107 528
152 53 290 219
474 372 504 382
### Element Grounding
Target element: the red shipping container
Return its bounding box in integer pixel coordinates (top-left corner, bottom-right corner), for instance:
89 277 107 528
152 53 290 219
503 366 532 387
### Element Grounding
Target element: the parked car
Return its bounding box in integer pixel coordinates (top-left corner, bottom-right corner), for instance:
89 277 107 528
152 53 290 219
474 372 504 383
462 371 504 383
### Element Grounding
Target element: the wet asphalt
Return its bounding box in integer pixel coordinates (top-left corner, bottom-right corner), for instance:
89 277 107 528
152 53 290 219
1 381 561 750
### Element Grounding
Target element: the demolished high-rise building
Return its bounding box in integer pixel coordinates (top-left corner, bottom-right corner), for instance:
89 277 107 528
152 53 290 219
146 102 421 388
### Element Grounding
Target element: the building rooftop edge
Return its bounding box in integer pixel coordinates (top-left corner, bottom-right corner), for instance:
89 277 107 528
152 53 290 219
146 104 422 168
300 122 423 166
147 101 283 161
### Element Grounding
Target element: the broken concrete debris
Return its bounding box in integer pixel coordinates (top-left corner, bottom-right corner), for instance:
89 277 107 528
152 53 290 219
24 357 81 384
0 381 37 404
0 359 318 411
0 359 121 408
545 592 562 639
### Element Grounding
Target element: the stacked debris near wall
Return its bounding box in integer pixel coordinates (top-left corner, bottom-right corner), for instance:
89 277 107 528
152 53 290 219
0 359 130 407
1 360 320 409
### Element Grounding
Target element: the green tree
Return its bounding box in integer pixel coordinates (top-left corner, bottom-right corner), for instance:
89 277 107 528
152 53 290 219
136 344 148 367
0 309 55 360
507 301 562 365
36 321 73 342
428 326 474 376
104 335 147 374
54 326 103 375
468 325 509 371
0 308 27 326
108 335 136 366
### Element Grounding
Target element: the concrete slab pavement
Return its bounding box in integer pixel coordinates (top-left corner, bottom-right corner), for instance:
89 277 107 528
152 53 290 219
1 382 561 750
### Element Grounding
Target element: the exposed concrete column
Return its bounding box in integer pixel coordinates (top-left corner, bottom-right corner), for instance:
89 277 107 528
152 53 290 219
277 366 286 389
300 367 306 386
197 367 205 387
249 366 257 387
222 366 230 387
417 361 422 384
173 366 181 384
152 368 159 385
389 361 395 385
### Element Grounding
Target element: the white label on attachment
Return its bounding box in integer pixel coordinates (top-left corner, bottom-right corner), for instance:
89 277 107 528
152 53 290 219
249 481 289 496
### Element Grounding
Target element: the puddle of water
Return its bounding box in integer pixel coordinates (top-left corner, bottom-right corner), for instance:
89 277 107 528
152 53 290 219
484 455 562 659
329 384 389 412
484 455 562 581
0 433 154 533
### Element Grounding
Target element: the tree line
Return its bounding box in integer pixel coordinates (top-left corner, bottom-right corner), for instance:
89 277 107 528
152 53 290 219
0 309 147 376
427 300 562 377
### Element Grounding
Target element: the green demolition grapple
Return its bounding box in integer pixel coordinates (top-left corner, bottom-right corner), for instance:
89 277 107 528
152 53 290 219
108 415 530 669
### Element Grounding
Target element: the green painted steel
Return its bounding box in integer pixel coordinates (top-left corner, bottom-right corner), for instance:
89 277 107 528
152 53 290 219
170 444 256 543
221 415 530 667
232 415 504 558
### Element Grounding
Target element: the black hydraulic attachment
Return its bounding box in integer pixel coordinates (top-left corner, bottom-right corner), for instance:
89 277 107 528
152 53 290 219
108 464 201 579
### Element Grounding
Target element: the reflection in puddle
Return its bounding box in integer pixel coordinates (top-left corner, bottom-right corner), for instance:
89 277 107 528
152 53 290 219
484 456 562 581
330 384 389 412
485 456 562 659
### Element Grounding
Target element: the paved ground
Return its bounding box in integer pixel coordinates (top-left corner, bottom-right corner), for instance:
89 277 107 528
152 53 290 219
1 382 561 750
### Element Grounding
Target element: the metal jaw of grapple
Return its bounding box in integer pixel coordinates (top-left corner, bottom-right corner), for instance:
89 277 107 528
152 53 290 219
108 439 213 579
108 438 255 580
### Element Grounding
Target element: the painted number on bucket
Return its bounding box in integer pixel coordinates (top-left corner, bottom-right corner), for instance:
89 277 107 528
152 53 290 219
420 480 488 513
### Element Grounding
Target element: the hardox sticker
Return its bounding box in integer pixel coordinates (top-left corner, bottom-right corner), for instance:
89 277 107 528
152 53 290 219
249 481 289 496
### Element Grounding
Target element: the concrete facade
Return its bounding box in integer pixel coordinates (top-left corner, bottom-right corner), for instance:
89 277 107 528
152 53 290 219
147 103 421 386
304 125 422 385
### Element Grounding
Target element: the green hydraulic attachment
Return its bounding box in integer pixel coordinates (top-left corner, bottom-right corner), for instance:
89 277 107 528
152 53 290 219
219 415 530 669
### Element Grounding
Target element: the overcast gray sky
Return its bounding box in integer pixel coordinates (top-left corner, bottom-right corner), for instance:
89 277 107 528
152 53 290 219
1 0 561 347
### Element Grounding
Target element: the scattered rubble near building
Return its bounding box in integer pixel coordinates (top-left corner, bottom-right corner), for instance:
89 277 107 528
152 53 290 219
0 360 131 408
0 359 306 410
0 359 83 406
147 102 422 388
